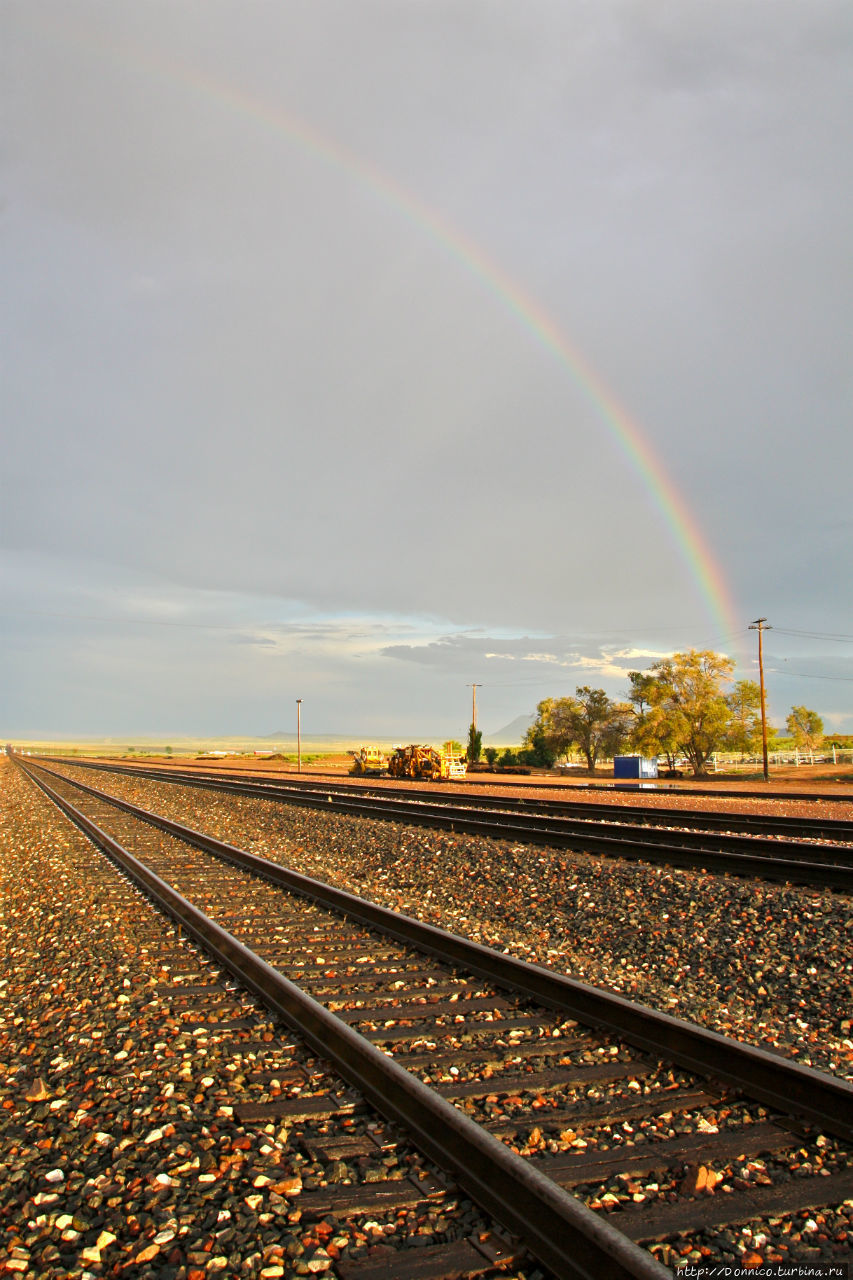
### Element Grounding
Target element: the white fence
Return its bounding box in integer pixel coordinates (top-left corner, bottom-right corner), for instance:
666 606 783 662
710 749 853 770
553 749 853 774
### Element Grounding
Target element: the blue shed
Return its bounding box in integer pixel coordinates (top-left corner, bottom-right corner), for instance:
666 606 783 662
613 755 658 779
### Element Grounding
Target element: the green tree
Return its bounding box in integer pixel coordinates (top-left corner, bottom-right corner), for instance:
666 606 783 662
724 679 764 758
627 671 682 769
519 724 557 767
483 746 498 766
527 688 629 771
466 723 483 764
637 649 735 776
786 706 824 751
567 686 631 771
525 698 575 761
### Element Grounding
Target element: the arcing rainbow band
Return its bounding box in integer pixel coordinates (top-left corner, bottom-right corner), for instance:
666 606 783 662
53 13 742 644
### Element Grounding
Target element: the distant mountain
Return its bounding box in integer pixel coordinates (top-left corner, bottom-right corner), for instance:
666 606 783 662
484 714 534 745
261 730 353 741
260 722 535 746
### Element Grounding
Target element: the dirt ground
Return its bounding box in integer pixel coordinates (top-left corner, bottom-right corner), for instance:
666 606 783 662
89 752 853 821
135 752 853 788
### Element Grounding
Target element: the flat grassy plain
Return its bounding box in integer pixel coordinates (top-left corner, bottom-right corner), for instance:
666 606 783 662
8 736 397 759
5 736 492 771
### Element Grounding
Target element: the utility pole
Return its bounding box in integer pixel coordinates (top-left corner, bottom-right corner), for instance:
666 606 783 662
749 619 771 782
296 699 302 774
467 683 482 731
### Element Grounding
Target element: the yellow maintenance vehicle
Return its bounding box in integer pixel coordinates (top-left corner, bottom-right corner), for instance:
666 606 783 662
349 744 468 781
347 747 390 776
387 744 468 781
387 744 441 780
439 748 468 780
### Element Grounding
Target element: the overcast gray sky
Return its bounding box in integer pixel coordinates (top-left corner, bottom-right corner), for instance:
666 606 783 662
3 1 852 741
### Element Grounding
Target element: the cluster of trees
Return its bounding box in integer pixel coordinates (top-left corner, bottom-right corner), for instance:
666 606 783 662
514 649 824 777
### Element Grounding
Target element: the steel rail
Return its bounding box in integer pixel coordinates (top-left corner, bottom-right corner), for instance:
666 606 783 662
152 773 853 863
24 759 853 1146
272 779 853 842
19 759 669 1280
37 757 853 891
42 755 853 840
584 780 853 804
58 747 853 839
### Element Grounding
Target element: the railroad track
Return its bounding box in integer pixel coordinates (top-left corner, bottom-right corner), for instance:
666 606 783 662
5 763 535 1280
41 756 853 841
38 755 853 892
104 757 853 804
17 756 853 1278
63 754 853 805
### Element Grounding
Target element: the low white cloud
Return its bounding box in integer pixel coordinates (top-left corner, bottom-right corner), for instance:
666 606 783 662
604 647 674 661
383 631 663 685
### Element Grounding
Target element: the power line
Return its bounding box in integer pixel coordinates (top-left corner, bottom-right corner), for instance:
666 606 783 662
771 628 853 644
772 669 853 683
476 680 591 690
704 627 753 646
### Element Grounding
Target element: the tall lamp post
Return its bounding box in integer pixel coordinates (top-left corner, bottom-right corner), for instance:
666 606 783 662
296 699 302 774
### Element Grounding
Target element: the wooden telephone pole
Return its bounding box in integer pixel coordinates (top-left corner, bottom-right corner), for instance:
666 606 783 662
749 619 771 782
467 683 482 731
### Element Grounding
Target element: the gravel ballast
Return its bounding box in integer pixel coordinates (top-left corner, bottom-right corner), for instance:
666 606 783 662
1 761 533 1279
4 757 852 1277
63 764 853 1083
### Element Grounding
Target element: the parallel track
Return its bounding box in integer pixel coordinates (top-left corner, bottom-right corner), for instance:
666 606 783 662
78 754 853 803
41 755 853 892
46 756 853 841
18 757 853 1279
102 756 853 804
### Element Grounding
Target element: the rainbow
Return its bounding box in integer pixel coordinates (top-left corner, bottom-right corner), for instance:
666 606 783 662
46 15 743 644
